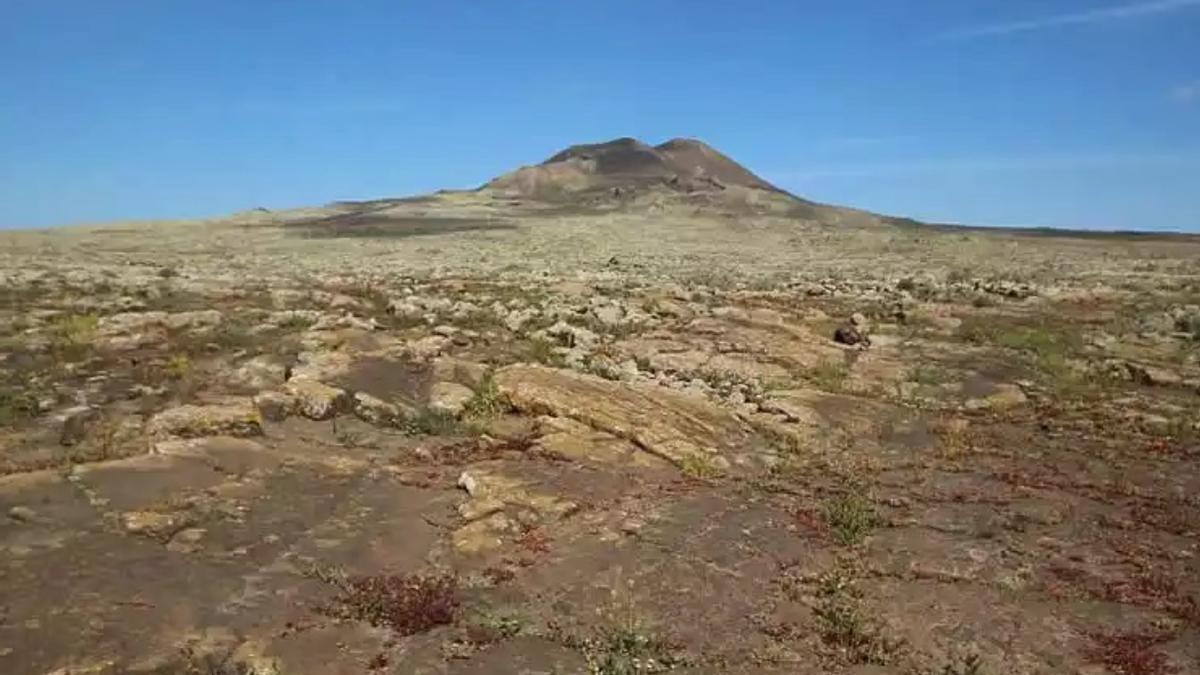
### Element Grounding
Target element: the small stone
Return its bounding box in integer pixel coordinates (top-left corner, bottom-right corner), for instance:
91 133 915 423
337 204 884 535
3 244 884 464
833 325 868 346
122 511 192 538
7 506 37 523
619 518 645 535
166 527 207 554
457 471 479 496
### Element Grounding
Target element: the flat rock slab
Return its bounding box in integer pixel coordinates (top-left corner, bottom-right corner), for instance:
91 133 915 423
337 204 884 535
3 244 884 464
495 365 774 470
148 400 263 440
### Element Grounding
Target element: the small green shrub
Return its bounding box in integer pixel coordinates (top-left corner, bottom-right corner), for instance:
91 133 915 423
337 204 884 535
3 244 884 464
462 370 510 419
679 454 722 480
403 408 464 436
814 568 900 665
0 387 39 427
165 353 193 380
582 626 681 675
50 313 99 361
824 489 878 546
470 610 525 641
526 337 566 367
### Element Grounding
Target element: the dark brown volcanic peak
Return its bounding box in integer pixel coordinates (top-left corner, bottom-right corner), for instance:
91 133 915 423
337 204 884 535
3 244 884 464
485 136 789 198
543 137 669 176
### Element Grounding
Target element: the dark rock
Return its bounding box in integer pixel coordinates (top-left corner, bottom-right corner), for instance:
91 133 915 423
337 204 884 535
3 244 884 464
833 325 868 347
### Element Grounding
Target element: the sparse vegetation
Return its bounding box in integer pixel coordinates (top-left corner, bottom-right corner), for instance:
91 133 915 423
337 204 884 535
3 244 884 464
165 353 193 380
49 313 99 361
5 159 1200 674
931 415 975 458
0 385 39 427
1085 631 1180 675
804 359 850 392
824 486 878 546
178 645 280 675
317 570 460 637
678 453 722 480
462 369 510 419
933 653 985 675
911 363 952 387
275 313 315 332
583 625 680 675
548 573 686 675
468 609 526 642
333 423 367 448
525 337 567 367
402 408 465 436
814 567 901 665
956 316 1093 395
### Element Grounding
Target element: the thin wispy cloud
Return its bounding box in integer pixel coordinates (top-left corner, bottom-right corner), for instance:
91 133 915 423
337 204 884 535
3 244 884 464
940 0 1200 39
1171 80 1200 103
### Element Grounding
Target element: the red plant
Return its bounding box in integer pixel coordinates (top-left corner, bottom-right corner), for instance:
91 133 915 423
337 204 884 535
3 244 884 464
1086 631 1179 675
515 528 552 554
320 572 459 636
791 507 829 538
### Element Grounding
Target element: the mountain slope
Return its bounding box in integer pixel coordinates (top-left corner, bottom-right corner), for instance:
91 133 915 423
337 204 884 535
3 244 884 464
482 136 892 226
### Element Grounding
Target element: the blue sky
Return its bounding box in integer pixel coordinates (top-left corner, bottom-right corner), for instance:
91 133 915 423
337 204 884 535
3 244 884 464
1 0 1197 231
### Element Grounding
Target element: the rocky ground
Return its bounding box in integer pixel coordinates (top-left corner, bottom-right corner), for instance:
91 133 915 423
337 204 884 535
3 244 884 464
2 196 1199 674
